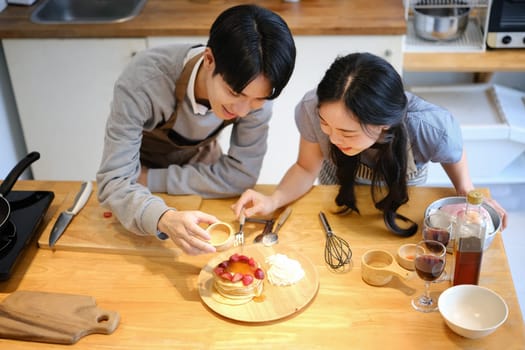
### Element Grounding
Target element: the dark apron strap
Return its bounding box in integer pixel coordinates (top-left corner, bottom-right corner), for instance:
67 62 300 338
143 53 202 141
140 54 235 168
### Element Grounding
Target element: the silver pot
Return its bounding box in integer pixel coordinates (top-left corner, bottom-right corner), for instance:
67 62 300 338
424 196 501 251
413 5 470 41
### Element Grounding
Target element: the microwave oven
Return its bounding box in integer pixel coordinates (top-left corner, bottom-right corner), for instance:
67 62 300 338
487 0 525 48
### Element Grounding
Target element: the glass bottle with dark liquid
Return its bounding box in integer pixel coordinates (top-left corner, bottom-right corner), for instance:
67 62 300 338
453 190 488 286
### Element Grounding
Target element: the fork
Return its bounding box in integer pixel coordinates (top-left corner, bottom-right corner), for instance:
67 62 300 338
234 212 245 247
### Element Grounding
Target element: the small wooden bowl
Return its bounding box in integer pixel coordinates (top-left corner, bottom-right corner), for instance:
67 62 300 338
206 222 234 251
396 243 416 271
361 249 412 286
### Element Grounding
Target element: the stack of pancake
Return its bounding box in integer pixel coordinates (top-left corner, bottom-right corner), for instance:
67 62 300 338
212 254 265 305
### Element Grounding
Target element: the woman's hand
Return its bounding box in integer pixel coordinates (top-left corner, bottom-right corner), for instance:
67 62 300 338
484 197 508 231
231 189 277 218
157 209 218 255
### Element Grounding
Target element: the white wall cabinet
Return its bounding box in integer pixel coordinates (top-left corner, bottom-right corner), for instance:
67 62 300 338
3 38 146 180
148 35 403 184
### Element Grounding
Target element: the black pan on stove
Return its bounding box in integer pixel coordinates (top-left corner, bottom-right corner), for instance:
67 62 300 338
0 152 40 238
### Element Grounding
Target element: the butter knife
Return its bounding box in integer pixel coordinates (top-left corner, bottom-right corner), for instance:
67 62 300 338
49 181 93 247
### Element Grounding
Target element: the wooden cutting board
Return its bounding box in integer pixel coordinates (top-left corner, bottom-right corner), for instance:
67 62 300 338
0 290 120 344
38 186 202 256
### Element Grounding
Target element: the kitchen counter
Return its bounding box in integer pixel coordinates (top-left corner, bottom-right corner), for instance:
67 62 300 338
0 0 406 38
2 0 525 73
0 180 523 349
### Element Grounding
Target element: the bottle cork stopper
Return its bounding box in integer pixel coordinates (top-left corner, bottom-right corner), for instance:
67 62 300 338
467 190 483 205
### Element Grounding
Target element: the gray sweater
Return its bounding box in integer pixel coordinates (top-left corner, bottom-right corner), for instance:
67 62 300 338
96 44 272 236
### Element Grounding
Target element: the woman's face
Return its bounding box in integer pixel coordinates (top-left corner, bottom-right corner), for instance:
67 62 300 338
318 100 385 156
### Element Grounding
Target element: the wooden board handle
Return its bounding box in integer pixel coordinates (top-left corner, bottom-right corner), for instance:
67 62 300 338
0 291 120 344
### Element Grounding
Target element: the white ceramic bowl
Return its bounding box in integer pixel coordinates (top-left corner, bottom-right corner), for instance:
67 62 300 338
425 197 501 250
438 285 508 339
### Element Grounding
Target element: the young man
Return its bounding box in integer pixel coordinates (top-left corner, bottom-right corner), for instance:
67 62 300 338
96 5 296 255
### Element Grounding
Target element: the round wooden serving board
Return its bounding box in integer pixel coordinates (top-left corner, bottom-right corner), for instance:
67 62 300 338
198 244 319 323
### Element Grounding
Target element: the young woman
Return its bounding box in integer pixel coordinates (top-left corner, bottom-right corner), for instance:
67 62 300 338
96 5 296 255
232 53 507 235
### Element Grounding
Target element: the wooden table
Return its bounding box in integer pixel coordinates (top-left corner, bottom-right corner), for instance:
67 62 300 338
1 181 523 349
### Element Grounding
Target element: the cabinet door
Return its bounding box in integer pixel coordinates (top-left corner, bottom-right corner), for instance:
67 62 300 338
147 35 402 184
3 38 146 180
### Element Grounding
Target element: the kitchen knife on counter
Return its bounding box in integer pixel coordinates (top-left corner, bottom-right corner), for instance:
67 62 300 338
49 181 93 247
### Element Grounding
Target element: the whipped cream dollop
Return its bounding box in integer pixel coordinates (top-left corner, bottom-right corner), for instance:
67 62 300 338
265 254 305 286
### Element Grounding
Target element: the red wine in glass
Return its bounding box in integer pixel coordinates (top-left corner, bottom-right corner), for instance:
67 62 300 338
423 227 450 247
415 254 446 281
412 240 447 313
423 213 452 247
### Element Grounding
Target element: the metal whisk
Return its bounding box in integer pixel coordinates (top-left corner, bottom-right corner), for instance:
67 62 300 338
319 211 352 271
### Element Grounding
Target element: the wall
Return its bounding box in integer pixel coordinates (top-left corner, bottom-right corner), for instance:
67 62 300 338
492 72 525 91
0 43 29 179
402 70 525 186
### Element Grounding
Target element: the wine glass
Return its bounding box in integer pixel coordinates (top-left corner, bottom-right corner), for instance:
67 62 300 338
423 212 452 281
423 212 452 246
412 239 447 313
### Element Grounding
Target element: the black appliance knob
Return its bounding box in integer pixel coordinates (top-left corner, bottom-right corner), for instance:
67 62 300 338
502 36 512 45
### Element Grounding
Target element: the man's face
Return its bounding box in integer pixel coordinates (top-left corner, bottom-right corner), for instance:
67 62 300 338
198 48 272 120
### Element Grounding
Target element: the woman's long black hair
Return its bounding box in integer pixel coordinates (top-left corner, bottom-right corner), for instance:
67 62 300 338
316 53 417 236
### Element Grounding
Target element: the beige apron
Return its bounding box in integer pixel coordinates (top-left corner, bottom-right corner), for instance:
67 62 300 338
355 144 425 185
318 142 426 186
140 54 235 169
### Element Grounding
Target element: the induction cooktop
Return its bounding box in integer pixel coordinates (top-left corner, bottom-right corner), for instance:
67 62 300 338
0 190 54 281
